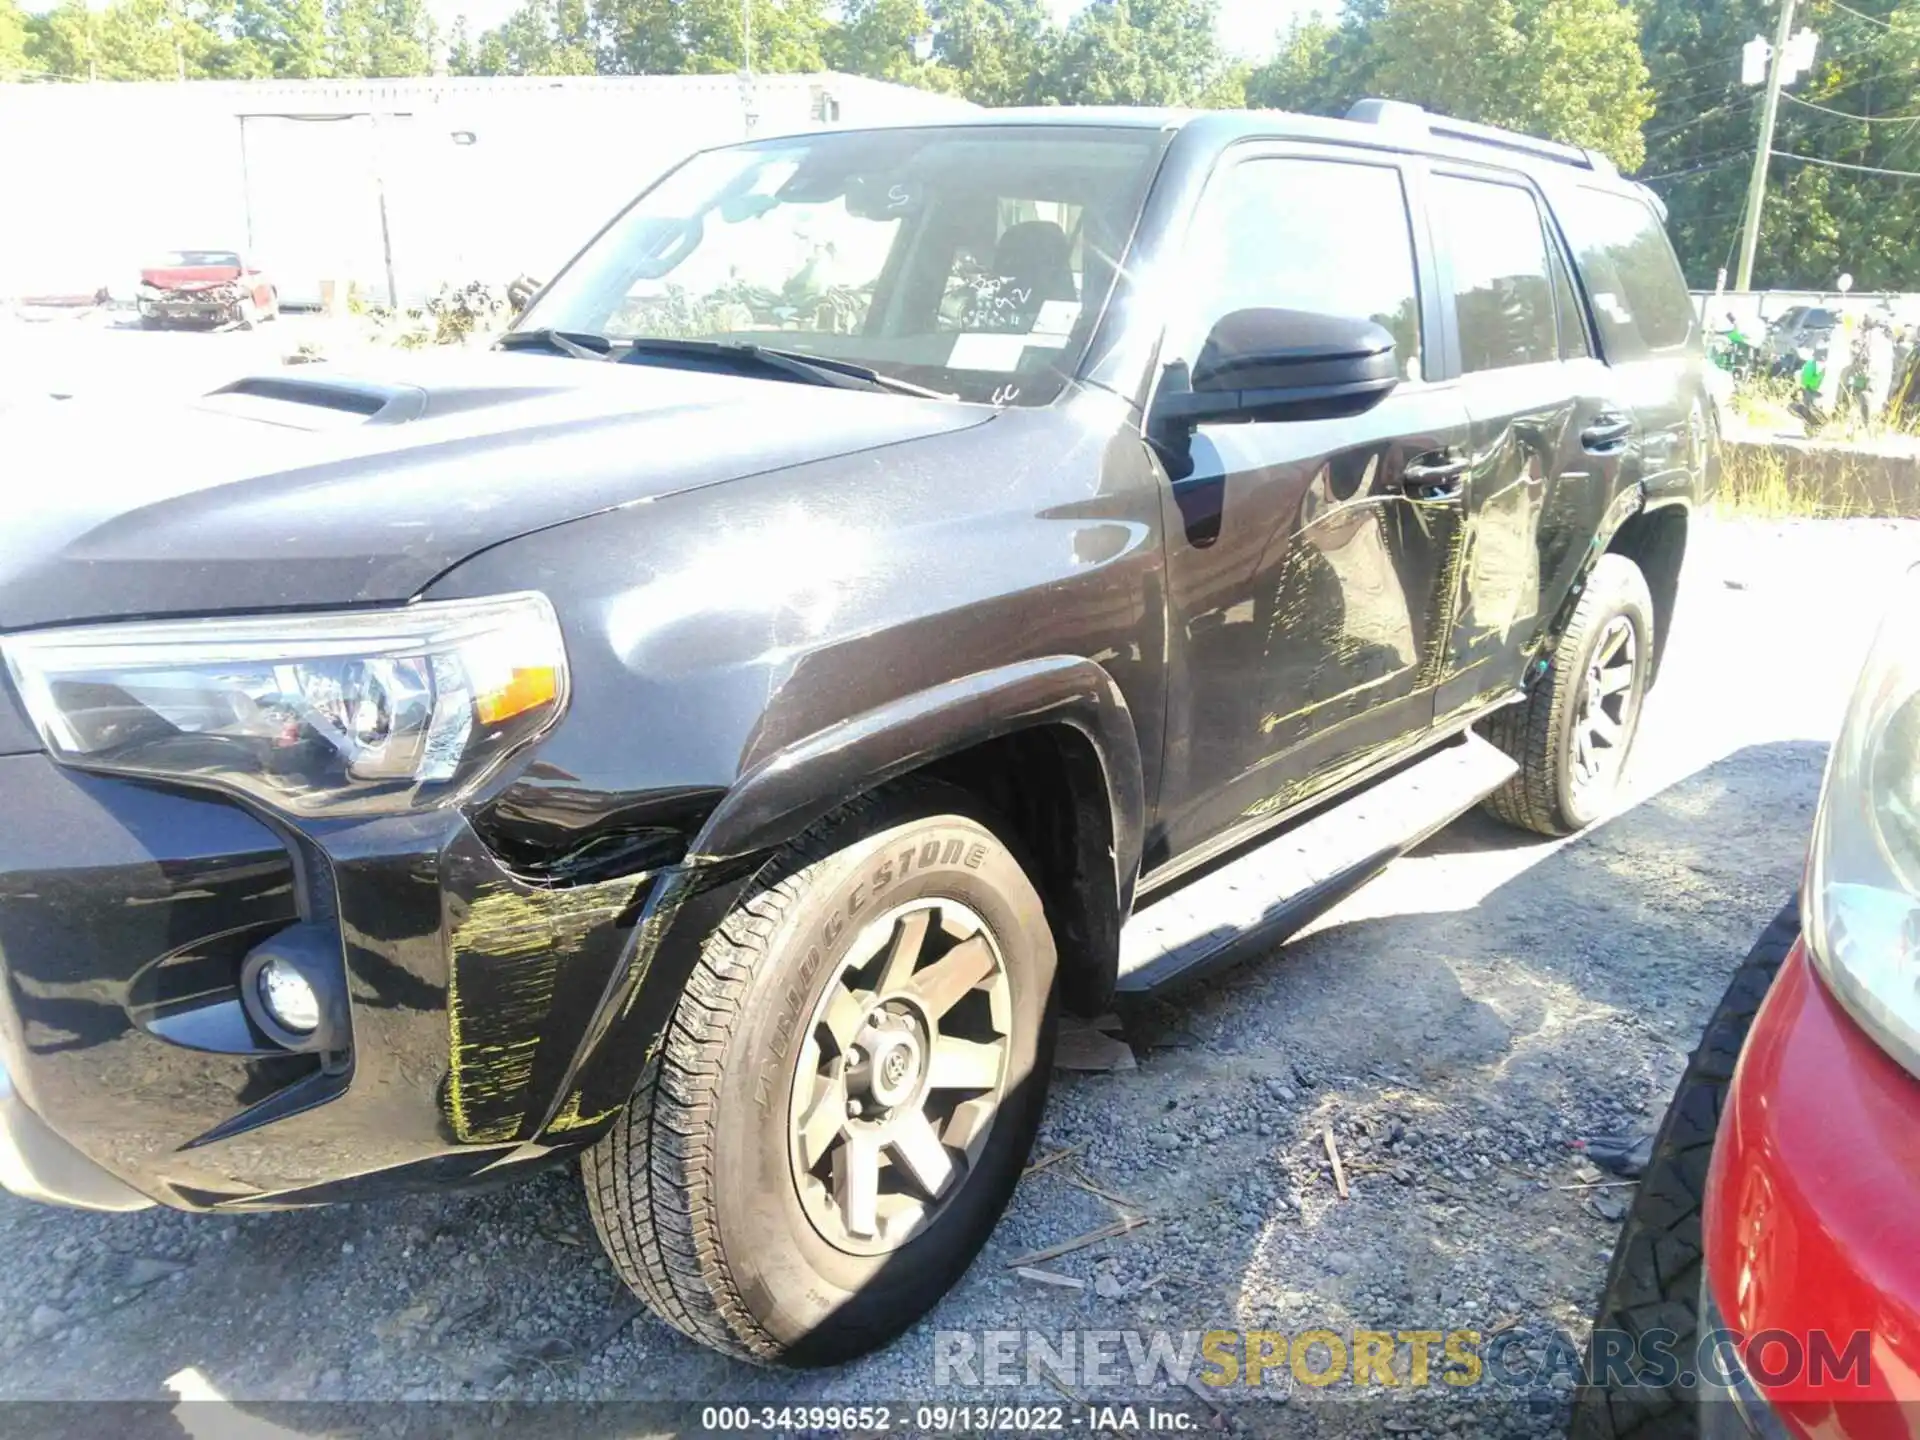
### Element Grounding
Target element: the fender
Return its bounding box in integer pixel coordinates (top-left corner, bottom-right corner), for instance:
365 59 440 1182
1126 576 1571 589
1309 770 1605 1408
534 655 1146 1139
689 654 1146 901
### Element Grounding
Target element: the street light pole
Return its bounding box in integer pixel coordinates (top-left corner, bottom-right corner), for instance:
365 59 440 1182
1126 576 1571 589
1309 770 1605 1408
1735 0 1799 291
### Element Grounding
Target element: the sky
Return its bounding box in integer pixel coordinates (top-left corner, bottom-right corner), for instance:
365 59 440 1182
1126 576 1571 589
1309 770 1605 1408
426 0 1331 62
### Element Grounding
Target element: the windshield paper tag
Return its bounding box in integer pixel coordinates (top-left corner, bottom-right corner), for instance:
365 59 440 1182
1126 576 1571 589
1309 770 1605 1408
1032 300 1080 338
947 333 1037 371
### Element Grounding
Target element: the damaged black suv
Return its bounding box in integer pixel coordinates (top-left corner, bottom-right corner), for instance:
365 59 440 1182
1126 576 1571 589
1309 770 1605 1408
0 102 1709 1365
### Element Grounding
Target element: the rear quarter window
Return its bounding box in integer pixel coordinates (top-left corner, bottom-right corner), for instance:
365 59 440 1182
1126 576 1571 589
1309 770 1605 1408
1554 187 1697 360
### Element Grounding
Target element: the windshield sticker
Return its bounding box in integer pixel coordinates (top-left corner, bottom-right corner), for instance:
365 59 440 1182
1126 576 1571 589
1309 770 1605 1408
1033 300 1081 339
947 333 1038 371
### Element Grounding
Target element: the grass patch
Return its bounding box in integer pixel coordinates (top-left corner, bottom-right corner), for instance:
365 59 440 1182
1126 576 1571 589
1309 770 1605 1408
1714 439 1911 519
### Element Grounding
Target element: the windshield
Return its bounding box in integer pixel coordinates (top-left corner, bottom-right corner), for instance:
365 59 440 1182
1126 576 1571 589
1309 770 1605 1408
520 125 1167 406
160 250 241 268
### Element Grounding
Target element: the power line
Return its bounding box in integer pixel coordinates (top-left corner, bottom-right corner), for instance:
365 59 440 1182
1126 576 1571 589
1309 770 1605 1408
1641 154 1754 183
1772 147 1920 177
1784 91 1920 121
1822 0 1897 30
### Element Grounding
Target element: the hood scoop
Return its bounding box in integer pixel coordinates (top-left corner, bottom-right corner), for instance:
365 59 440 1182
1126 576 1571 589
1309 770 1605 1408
195 374 427 430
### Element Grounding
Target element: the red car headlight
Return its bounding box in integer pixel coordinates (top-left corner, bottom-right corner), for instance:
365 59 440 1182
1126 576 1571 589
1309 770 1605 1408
1806 563 1920 1075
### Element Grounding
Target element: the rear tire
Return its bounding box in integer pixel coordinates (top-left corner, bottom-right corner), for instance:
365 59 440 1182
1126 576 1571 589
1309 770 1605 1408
583 780 1058 1365
1482 553 1655 836
1569 898 1799 1440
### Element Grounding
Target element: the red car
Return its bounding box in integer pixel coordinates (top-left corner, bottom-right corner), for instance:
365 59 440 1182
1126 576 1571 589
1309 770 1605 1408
1577 567 1920 1439
136 249 278 329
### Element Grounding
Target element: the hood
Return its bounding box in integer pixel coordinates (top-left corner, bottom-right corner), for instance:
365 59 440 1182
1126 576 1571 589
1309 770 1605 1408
0 350 993 630
141 265 243 290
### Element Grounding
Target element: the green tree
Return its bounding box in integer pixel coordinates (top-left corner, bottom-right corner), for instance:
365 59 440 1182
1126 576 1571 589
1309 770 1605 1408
459 0 597 72
1245 14 1355 114
329 0 436 75
1638 0 1920 289
676 0 826 73
1367 0 1652 168
0 0 30 77
235 0 330 75
928 0 1055 105
826 0 953 88
1038 0 1229 106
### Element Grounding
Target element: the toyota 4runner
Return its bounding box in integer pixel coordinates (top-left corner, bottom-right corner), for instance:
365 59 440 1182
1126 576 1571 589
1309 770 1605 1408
0 100 1711 1365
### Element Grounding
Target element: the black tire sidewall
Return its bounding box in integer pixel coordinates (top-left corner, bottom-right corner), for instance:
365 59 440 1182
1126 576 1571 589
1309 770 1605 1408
711 808 1056 1364
1554 563 1655 831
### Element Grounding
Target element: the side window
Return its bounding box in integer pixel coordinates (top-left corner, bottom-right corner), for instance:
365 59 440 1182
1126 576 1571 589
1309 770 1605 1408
1432 175 1558 373
1548 232 1591 360
1558 186 1698 359
1168 156 1423 382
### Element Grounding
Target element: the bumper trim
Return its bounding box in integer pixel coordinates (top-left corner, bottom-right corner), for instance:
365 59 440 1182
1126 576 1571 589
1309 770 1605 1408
0 1062 152 1212
1698 1275 1790 1440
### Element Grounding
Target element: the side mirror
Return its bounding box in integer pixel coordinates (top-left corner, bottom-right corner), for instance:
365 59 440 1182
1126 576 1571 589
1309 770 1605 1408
1154 309 1401 434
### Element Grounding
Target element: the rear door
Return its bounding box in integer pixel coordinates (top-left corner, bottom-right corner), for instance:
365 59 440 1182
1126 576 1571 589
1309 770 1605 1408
1423 166 1633 725
1551 184 1709 506
1148 146 1476 862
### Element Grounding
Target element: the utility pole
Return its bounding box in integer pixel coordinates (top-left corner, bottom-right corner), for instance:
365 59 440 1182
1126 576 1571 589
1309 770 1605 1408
739 0 758 135
1735 0 1799 291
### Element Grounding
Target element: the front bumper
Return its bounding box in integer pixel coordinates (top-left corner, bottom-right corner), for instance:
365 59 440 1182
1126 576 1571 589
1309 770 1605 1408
1702 936 1920 1436
138 296 241 324
0 1057 151 1210
0 750 652 1210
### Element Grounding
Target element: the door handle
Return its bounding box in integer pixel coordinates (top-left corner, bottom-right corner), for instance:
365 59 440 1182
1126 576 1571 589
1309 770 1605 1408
1401 454 1469 501
1582 415 1634 453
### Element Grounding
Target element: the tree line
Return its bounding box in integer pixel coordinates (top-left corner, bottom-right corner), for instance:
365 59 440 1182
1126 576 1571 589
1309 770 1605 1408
4 0 1918 289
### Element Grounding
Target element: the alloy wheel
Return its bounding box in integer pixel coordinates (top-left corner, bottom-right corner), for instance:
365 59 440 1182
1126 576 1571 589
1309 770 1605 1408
1571 615 1641 799
787 899 1012 1256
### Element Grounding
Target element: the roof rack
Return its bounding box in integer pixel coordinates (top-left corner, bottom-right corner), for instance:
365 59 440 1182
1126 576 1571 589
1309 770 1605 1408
1346 98 1618 177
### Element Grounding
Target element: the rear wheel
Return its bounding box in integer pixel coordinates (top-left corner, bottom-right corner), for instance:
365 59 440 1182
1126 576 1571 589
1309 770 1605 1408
1483 553 1655 836
582 781 1058 1365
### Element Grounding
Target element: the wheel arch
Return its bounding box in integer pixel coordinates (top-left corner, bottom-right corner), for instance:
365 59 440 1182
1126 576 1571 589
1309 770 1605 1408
690 655 1145 1017
1604 500 1688 686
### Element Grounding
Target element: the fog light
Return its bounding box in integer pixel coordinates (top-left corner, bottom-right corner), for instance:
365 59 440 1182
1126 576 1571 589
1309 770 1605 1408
257 957 321 1034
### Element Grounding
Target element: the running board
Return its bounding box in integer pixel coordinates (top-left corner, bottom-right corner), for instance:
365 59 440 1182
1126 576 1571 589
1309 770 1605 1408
1114 732 1519 994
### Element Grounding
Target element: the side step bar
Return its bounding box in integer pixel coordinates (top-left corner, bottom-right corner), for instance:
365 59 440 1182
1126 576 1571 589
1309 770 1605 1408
1114 732 1519 994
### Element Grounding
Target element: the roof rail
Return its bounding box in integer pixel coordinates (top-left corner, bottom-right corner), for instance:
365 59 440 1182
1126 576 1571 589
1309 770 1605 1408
1345 98 1618 177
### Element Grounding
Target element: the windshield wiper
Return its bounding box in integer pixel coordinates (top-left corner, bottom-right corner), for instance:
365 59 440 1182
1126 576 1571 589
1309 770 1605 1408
498 329 955 400
496 328 629 361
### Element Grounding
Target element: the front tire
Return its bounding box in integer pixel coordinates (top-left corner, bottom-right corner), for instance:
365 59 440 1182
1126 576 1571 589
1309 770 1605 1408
1482 553 1655 836
1569 899 1798 1440
583 781 1058 1365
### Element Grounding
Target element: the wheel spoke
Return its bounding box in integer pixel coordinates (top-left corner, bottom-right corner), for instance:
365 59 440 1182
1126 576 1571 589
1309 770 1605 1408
889 1110 956 1198
1596 665 1634 698
908 935 995 1019
834 1129 882 1238
942 1097 996 1165
877 908 931 994
822 983 867 1052
927 1034 1005 1091
1597 624 1629 667
797 1067 847 1171
1590 711 1624 747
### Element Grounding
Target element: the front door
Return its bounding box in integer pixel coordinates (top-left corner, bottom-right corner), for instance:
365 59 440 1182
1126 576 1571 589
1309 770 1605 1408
1423 168 1633 725
1147 148 1474 869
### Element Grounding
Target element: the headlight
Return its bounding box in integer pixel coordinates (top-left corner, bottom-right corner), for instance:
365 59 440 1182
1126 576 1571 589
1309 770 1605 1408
2 593 568 818
1806 563 1920 1075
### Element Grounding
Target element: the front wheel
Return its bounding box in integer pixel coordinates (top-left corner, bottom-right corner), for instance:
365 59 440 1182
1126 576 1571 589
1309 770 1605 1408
1482 552 1655 837
583 781 1058 1365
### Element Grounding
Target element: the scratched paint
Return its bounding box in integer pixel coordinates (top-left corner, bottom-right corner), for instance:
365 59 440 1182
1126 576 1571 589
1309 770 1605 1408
444 877 639 1144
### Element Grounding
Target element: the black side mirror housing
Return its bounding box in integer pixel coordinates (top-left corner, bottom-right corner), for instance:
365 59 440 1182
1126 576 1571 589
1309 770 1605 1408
1156 309 1402 433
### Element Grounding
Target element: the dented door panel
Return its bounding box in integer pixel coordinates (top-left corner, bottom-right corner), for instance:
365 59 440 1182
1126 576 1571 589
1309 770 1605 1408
1435 360 1624 721
1153 389 1473 858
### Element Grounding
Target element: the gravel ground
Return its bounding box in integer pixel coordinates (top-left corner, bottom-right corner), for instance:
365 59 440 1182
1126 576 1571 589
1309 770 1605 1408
0 330 1911 1432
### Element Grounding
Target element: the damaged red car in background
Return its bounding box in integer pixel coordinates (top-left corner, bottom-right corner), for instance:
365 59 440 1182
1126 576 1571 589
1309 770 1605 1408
136 250 278 329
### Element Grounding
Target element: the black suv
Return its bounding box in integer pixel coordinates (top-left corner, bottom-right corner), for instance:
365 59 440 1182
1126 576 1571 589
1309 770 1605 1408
0 101 1710 1365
